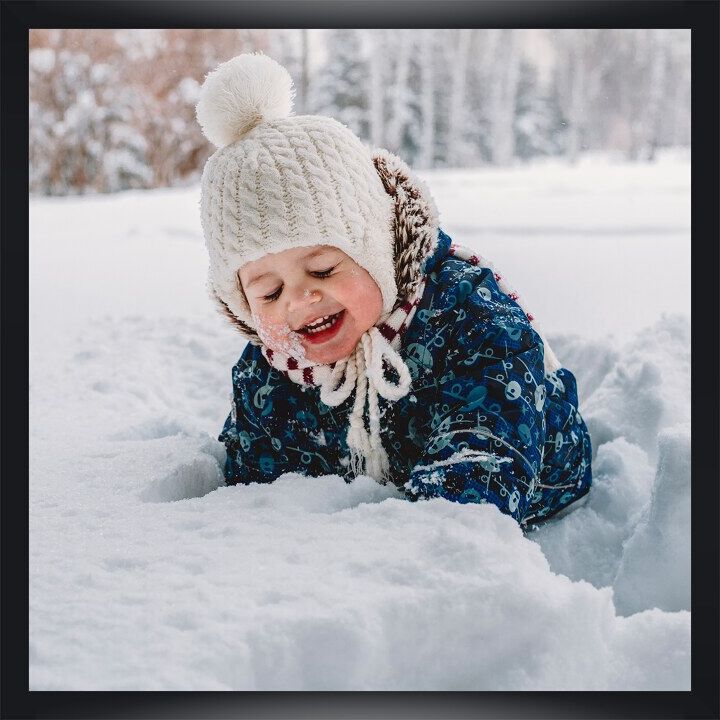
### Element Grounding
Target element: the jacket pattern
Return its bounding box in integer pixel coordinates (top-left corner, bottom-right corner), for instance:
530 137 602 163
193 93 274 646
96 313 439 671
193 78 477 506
219 229 592 528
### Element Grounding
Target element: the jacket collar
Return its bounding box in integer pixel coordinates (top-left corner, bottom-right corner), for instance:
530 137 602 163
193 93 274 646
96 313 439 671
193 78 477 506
423 228 452 275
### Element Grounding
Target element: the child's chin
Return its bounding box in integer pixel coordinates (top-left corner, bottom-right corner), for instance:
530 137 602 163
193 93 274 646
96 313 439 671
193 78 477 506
304 335 360 365
305 345 351 365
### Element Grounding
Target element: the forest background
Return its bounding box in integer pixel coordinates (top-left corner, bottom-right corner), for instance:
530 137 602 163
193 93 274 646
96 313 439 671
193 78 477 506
28 28 690 195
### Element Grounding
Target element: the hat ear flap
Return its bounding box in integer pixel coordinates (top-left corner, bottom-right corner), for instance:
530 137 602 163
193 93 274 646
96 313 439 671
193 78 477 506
371 149 441 305
208 277 262 345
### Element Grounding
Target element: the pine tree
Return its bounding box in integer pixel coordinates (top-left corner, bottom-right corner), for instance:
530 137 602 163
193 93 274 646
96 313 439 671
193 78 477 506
415 30 437 169
514 60 564 160
445 29 474 166
311 29 369 140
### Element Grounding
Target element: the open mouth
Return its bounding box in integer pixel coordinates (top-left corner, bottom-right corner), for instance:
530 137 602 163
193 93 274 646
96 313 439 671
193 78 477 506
297 310 345 343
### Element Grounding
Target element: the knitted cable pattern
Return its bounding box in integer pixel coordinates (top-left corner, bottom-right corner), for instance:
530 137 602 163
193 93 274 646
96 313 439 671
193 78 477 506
282 125 349 241
306 128 364 242
234 150 260 245
328 131 388 240
220 156 245 261
260 134 316 238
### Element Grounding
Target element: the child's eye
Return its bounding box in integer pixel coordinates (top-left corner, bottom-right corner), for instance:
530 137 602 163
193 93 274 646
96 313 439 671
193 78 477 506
311 264 338 278
263 286 282 302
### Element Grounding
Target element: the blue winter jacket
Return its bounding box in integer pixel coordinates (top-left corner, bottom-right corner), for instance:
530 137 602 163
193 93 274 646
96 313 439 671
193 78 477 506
219 228 592 529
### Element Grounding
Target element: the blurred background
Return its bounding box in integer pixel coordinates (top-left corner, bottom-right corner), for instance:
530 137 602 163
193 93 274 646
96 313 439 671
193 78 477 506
29 28 690 196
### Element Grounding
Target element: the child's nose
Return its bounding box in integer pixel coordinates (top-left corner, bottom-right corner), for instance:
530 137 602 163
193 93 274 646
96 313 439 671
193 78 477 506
286 284 321 312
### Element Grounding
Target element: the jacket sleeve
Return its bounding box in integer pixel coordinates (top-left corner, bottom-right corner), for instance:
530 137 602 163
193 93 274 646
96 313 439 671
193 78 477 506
404 272 546 523
218 346 293 486
219 345 341 485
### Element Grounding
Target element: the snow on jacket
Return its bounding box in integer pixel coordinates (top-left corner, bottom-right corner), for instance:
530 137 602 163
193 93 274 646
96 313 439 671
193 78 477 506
219 222 592 528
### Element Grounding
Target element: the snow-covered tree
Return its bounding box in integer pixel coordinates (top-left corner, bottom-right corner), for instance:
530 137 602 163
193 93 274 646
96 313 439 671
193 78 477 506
514 60 565 161
547 29 689 163
29 47 151 194
29 48 59 194
367 30 388 148
268 29 309 113
385 31 414 154
483 30 523 165
612 29 676 161
445 29 474 166
29 29 268 195
416 30 437 168
311 29 369 140
659 30 690 150
428 30 462 167
28 28 691 196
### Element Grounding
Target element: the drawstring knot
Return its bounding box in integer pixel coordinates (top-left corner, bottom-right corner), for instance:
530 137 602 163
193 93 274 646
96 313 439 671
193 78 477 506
320 326 413 482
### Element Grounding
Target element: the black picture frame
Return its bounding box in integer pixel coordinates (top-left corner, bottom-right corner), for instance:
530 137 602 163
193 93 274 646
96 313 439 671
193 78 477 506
3 1 718 718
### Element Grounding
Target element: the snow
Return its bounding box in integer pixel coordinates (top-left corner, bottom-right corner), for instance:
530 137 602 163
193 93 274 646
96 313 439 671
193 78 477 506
177 77 201 104
612 426 691 615
29 154 690 690
29 47 56 74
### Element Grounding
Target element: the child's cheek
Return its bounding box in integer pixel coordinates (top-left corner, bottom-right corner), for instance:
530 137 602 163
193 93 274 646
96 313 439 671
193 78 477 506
341 272 383 328
252 310 307 359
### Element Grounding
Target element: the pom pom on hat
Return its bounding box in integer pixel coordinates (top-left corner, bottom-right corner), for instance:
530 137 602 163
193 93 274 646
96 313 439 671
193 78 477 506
196 53 295 148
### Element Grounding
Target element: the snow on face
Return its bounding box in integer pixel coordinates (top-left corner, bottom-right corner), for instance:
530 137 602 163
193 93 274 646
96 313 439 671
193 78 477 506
252 313 307 359
239 245 383 364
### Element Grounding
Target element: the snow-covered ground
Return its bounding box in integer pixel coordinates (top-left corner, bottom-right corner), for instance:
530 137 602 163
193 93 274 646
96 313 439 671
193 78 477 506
29 152 690 690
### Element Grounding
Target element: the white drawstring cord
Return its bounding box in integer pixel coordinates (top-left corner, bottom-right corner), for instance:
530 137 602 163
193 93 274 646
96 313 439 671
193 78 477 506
319 327 413 482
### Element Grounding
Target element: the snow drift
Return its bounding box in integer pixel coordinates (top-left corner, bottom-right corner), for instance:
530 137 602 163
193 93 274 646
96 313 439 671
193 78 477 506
29 155 690 690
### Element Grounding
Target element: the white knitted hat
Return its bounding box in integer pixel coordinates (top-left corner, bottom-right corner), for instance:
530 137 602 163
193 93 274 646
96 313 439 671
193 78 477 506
196 53 397 334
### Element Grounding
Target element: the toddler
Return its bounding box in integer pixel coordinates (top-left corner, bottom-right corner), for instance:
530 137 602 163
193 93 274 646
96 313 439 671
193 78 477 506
196 54 592 529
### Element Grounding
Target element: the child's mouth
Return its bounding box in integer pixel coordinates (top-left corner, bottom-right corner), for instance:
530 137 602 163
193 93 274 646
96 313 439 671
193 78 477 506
297 310 345 344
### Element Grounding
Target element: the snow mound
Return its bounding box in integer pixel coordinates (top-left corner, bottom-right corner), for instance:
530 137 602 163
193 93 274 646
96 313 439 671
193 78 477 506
30 473 689 691
108 415 200 441
140 448 225 503
613 424 691 614
545 333 621 403
579 314 690 462
28 312 692 691
533 315 690 617
222 472 402 514
532 437 654 589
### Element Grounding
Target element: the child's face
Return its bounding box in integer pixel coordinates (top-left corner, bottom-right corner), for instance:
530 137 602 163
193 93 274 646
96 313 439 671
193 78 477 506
239 245 384 364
